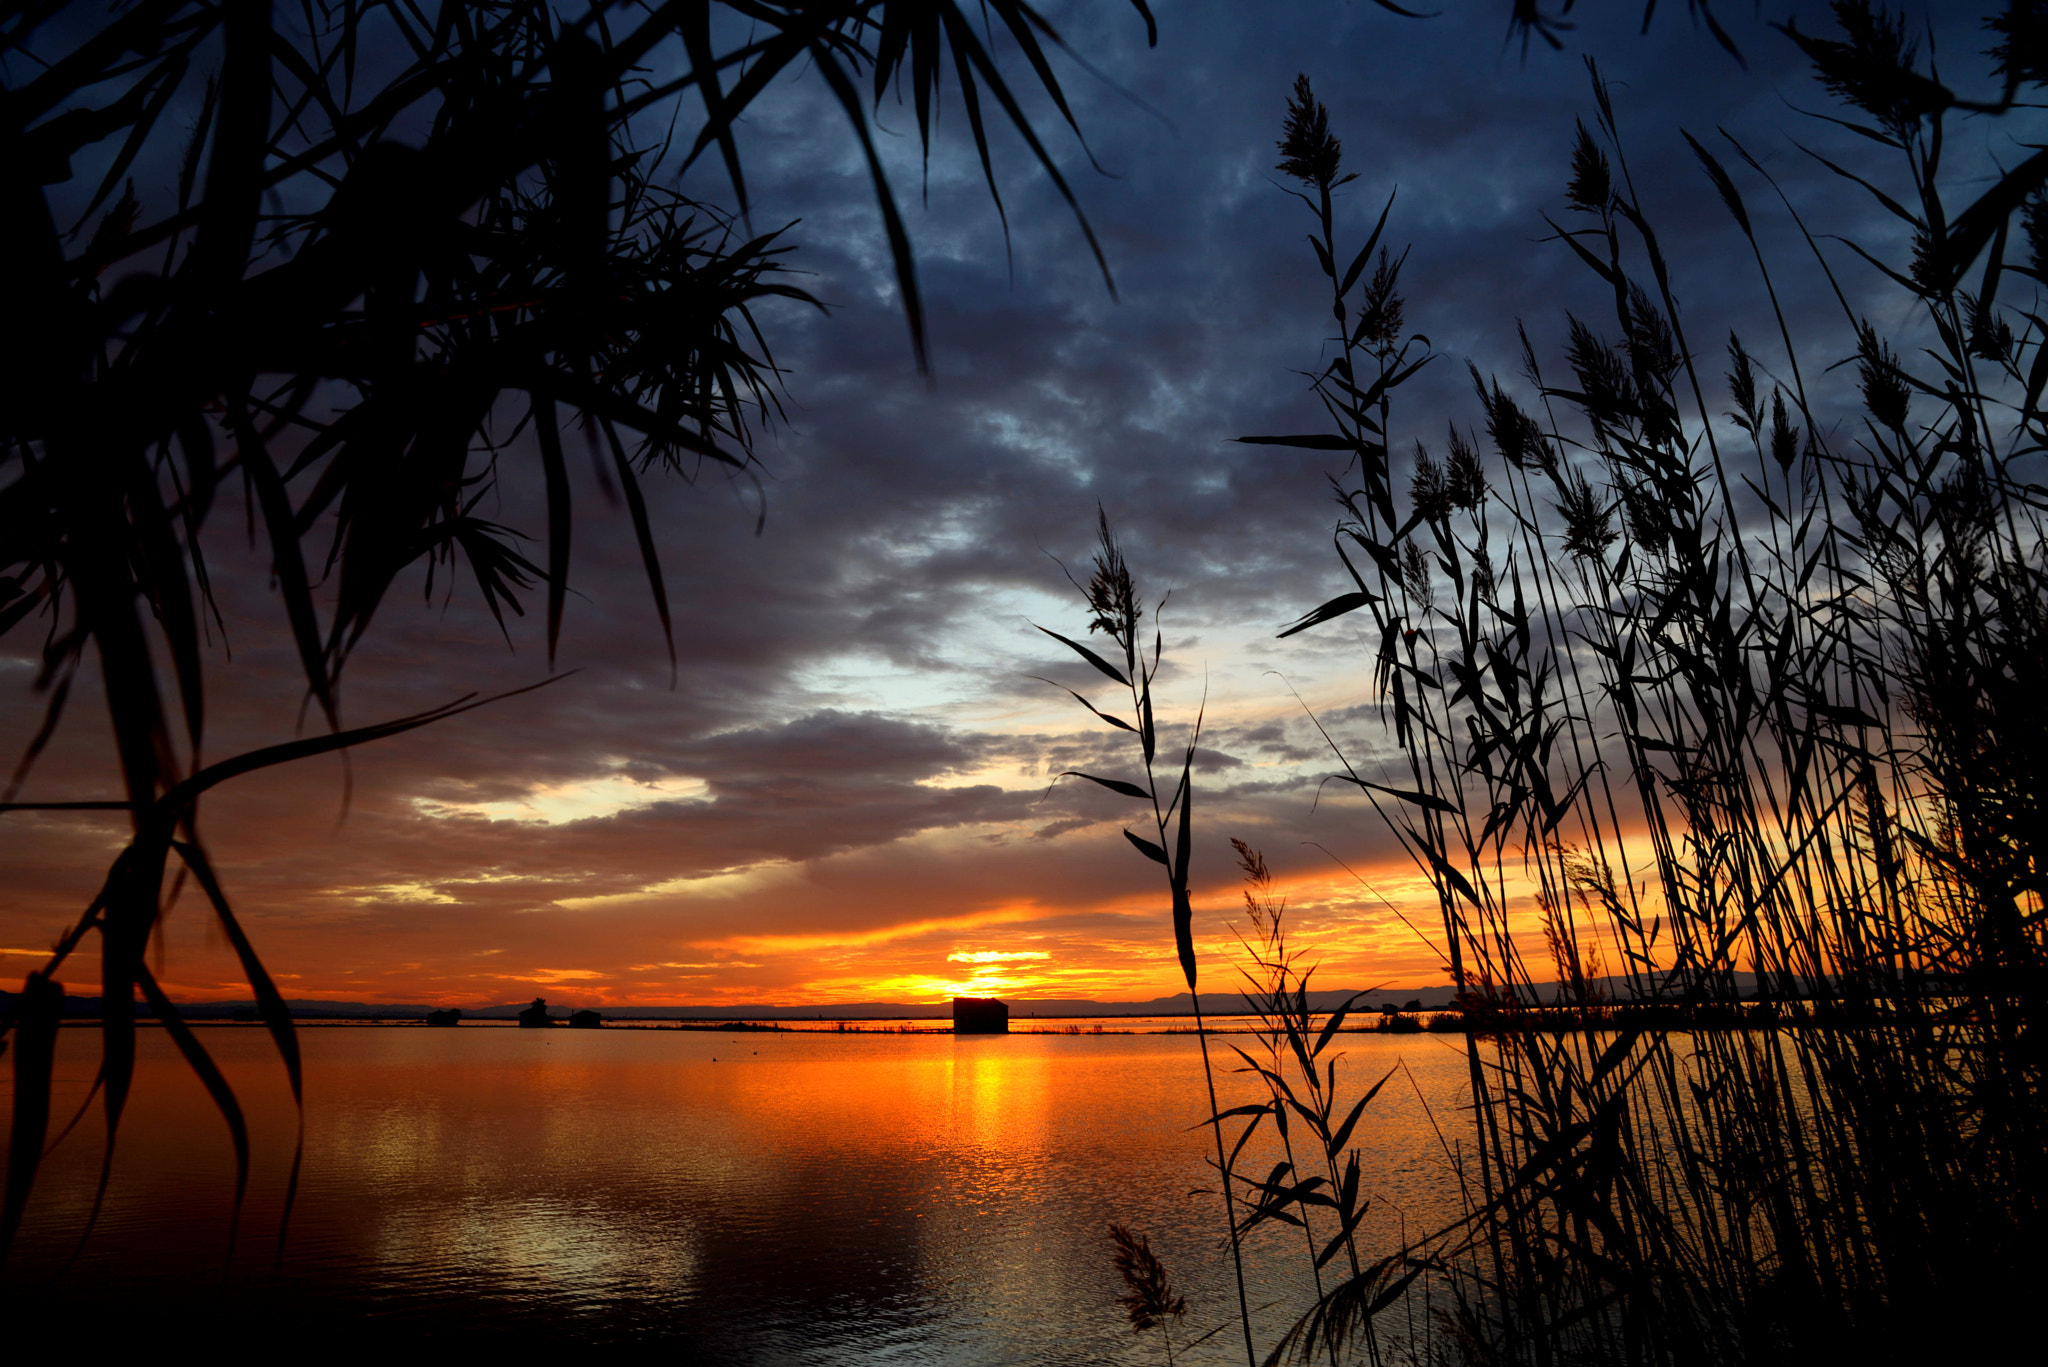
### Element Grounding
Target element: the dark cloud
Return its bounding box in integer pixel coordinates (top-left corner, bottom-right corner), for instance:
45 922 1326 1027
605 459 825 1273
5 1 2022 1005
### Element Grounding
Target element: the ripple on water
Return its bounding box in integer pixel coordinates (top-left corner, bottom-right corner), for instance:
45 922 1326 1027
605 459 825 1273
4 1025 1474 1362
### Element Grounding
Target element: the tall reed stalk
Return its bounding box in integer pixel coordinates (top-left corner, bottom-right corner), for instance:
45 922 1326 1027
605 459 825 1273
1042 511 1257 1366
1250 7 2046 1360
1220 840 1427 1367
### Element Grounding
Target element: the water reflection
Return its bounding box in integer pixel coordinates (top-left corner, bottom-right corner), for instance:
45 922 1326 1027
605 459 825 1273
3 1025 1473 1361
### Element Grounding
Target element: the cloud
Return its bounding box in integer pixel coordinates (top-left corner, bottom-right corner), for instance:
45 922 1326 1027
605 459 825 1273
2 0 1991 1007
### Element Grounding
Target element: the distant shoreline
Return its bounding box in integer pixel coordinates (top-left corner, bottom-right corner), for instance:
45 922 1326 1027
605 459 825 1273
49 998 1832 1037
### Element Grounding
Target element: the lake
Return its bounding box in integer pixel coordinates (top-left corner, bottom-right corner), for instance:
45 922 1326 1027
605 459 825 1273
2 1023 1477 1362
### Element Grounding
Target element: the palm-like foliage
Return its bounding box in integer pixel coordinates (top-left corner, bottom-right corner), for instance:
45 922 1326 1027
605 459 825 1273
0 0 1155 1260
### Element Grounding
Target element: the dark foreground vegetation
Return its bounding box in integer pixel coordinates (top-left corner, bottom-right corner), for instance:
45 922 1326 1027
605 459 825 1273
0 0 1157 1261
1076 5 2046 1364
2 2 2042 1364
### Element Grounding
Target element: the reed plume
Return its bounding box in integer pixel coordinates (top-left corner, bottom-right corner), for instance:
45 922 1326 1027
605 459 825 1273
1111 1220 1188 1361
1247 5 2048 1360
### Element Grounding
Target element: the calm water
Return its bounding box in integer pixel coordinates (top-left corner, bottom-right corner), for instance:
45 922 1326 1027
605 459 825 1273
2 1024 1474 1361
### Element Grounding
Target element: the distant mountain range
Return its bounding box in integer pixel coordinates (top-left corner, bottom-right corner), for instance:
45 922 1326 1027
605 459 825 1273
0 986 1465 1021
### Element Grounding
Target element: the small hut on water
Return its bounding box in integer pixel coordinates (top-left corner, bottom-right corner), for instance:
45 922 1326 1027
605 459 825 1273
952 997 1009 1034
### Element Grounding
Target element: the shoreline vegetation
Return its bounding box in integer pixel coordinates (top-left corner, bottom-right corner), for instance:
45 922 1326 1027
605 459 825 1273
1069 7 2047 1363
1068 8 2048 1365
10 999 1921 1036
3 6 2041 1364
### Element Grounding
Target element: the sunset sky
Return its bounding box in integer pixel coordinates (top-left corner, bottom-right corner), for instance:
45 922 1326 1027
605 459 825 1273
1 1 2002 1008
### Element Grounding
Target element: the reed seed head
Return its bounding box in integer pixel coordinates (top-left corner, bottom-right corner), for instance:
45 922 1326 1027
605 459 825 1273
1909 229 1940 296
1472 367 1554 473
1232 838 1287 939
1967 295 2014 361
1085 508 1140 648
1356 248 1406 349
1232 837 1272 891
1626 283 1679 387
1556 466 1616 561
1726 334 1761 435
1567 317 1639 433
1620 479 1671 554
1411 442 1450 523
1787 0 1948 139
1276 74 1344 191
1401 539 1434 608
1472 546 1498 606
1446 424 1488 510
1566 121 1611 213
2025 190 2048 273
1109 1222 1187 1334
1988 0 2048 91
1856 322 1912 431
1770 389 1802 472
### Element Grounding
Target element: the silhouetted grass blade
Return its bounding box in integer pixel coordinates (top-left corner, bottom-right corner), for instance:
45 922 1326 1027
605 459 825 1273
1171 770 1195 989
170 840 301 1105
598 422 676 675
1278 590 1375 638
192 0 269 291
134 964 249 1223
1061 771 1151 800
1931 144 2048 291
238 423 336 728
1123 828 1168 864
0 972 61 1261
1036 625 1132 686
1235 434 1359 450
934 3 1119 297
1029 678 1135 731
532 397 573 666
812 43 928 370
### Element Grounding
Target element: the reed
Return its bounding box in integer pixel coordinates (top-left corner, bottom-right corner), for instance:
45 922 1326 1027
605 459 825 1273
1112 1221 1191 1366
1220 840 1423 1367
1043 510 1260 1366
1250 6 2046 1361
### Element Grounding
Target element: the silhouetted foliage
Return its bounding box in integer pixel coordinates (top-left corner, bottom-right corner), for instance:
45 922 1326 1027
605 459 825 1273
1252 3 2048 1361
1109 1220 1186 1334
0 0 1155 1261
1042 512 1260 1361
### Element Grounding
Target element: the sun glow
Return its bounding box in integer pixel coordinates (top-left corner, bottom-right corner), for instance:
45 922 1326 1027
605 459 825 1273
922 976 1037 1000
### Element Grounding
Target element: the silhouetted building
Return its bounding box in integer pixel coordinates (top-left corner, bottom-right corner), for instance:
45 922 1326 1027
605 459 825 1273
425 1008 462 1027
953 997 1008 1034
569 1009 603 1028
518 997 552 1028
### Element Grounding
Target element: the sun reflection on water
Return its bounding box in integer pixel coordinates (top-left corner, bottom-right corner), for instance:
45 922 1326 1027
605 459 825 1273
7 1025 1473 1358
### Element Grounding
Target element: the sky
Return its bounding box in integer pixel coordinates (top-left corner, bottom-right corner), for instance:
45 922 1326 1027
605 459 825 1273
1 0 2024 1008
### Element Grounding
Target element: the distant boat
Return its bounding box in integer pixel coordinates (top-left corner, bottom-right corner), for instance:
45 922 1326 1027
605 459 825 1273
569 1009 603 1029
518 998 552 1028
425 1008 462 1027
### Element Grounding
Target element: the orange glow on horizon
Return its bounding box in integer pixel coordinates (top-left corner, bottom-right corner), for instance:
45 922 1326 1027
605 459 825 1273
7 844 1608 1010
